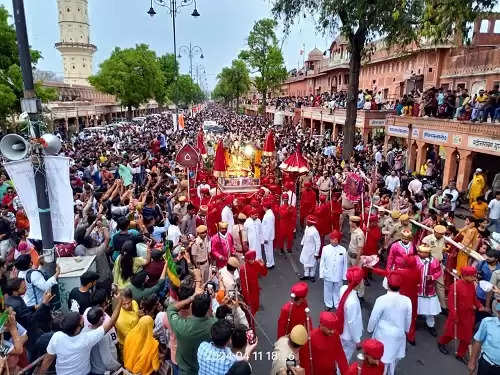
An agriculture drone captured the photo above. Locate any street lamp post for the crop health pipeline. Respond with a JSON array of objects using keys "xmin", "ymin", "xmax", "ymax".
[
  {"xmin": 178, "ymin": 42, "xmax": 204, "ymax": 80},
  {"xmin": 147, "ymin": 0, "xmax": 200, "ymax": 126}
]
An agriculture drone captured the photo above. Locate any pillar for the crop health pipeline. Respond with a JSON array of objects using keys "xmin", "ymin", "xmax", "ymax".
[
  {"xmin": 441, "ymin": 146, "xmax": 458, "ymax": 188},
  {"xmin": 320, "ymin": 111, "xmax": 324, "ymax": 135},
  {"xmin": 415, "ymin": 141, "xmax": 427, "ymax": 173},
  {"xmin": 456, "ymin": 149, "xmax": 474, "ymax": 191},
  {"xmin": 361, "ymin": 126, "xmax": 370, "ymax": 144},
  {"xmin": 333, "ymin": 122, "xmax": 340, "ymax": 140},
  {"xmin": 64, "ymin": 116, "xmax": 68, "ymax": 133},
  {"xmin": 85, "ymin": 115, "xmax": 89, "ymax": 127},
  {"xmin": 383, "ymin": 135, "xmax": 389, "ymax": 155}
]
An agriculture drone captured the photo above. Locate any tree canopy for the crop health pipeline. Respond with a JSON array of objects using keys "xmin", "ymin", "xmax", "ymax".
[
  {"xmin": 272, "ymin": 0, "xmax": 496, "ymax": 158},
  {"xmin": 239, "ymin": 18, "xmax": 287, "ymax": 110},
  {"xmin": 212, "ymin": 59, "xmax": 251, "ymax": 111},
  {"xmin": 0, "ymin": 5, "xmax": 57, "ymax": 130}
]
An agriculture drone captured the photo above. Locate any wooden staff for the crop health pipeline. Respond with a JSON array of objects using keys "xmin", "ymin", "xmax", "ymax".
[
  {"xmin": 373, "ymin": 204, "xmax": 484, "ymax": 262},
  {"xmin": 305, "ymin": 307, "xmax": 314, "ymax": 375},
  {"xmin": 285, "ymin": 292, "xmax": 295, "ymax": 334}
]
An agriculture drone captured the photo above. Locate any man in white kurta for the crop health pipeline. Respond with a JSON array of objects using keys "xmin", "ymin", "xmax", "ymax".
[
  {"xmin": 244, "ymin": 210, "xmax": 263, "ymax": 261},
  {"xmin": 319, "ymin": 230, "xmax": 348, "ymax": 309},
  {"xmin": 221, "ymin": 201, "xmax": 235, "ymax": 233},
  {"xmin": 367, "ymin": 273, "xmax": 412, "ymax": 375},
  {"xmin": 261, "ymin": 205, "xmax": 275, "ymax": 268},
  {"xmin": 339, "ymin": 283, "xmax": 363, "ymax": 361},
  {"xmin": 299, "ymin": 217, "xmax": 321, "ymax": 281}
]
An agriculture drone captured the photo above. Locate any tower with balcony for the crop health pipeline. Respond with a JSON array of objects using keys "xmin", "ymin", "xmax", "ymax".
[{"xmin": 55, "ymin": 0, "xmax": 96, "ymax": 86}]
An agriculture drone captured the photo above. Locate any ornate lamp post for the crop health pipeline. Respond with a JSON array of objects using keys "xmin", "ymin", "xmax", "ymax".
[{"xmin": 178, "ymin": 42, "xmax": 204, "ymax": 80}]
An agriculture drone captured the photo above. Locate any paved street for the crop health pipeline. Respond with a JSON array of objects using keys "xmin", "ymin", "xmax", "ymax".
[{"xmin": 250, "ymin": 222, "xmax": 468, "ymax": 375}]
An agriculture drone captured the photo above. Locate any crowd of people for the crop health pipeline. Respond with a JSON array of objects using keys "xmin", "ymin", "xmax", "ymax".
[
  {"xmin": 0, "ymin": 102, "xmax": 498, "ymax": 375},
  {"xmin": 265, "ymin": 84, "xmax": 500, "ymax": 123}
]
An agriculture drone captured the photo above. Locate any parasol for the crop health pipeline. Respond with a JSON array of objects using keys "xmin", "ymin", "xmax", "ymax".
[
  {"xmin": 279, "ymin": 147, "xmax": 309, "ymax": 174},
  {"xmin": 196, "ymin": 129, "xmax": 207, "ymax": 156},
  {"xmin": 213, "ymin": 139, "xmax": 227, "ymax": 177},
  {"xmin": 262, "ymin": 130, "xmax": 276, "ymax": 156}
]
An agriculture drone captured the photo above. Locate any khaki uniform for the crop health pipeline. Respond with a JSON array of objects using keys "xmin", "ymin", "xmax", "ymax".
[
  {"xmin": 348, "ymin": 227, "xmax": 366, "ymax": 297},
  {"xmin": 317, "ymin": 176, "xmax": 333, "ymax": 196},
  {"xmin": 191, "ymin": 236, "xmax": 210, "ymax": 282},
  {"xmin": 385, "ymin": 221, "xmax": 402, "ymax": 246},
  {"xmin": 271, "ymin": 336, "xmax": 301, "ymax": 375},
  {"xmin": 422, "ymin": 233, "xmax": 446, "ymax": 308},
  {"xmin": 231, "ymin": 223, "xmax": 248, "ymax": 257}
]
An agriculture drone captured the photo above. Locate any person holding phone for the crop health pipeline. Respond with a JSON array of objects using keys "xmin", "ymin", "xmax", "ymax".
[{"xmin": 271, "ymin": 324, "xmax": 307, "ymax": 375}]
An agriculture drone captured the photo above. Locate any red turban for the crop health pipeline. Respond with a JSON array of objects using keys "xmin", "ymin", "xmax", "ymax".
[
  {"xmin": 329, "ymin": 230, "xmax": 342, "ymax": 241},
  {"xmin": 362, "ymin": 339, "xmax": 384, "ymax": 360},
  {"xmin": 319, "ymin": 194, "xmax": 327, "ymax": 202},
  {"xmin": 281, "ymin": 192, "xmax": 289, "ymax": 200},
  {"xmin": 319, "ymin": 311, "xmax": 339, "ymax": 330},
  {"xmin": 387, "ymin": 271, "xmax": 402, "ymax": 288},
  {"xmin": 461, "ymin": 266, "xmax": 476, "ymax": 277},
  {"xmin": 245, "ymin": 250, "xmax": 257, "ymax": 261},
  {"xmin": 403, "ymin": 255, "xmax": 417, "ymax": 269},
  {"xmin": 346, "ymin": 266, "xmax": 364, "ymax": 284},
  {"xmin": 304, "ymin": 181, "xmax": 312, "ymax": 188},
  {"xmin": 290, "ymin": 282, "xmax": 308, "ymax": 298}
]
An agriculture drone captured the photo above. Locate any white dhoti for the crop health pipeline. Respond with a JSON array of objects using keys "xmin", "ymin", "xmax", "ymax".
[
  {"xmin": 323, "ymin": 280, "xmax": 342, "ymax": 308},
  {"xmin": 383, "ymin": 359, "xmax": 399, "ymax": 375},
  {"xmin": 255, "ymin": 244, "xmax": 263, "ymax": 262},
  {"xmin": 341, "ymin": 338, "xmax": 357, "ymax": 362},
  {"xmin": 263, "ymin": 241, "xmax": 274, "ymax": 267},
  {"xmin": 417, "ymin": 295, "xmax": 441, "ymax": 327}
]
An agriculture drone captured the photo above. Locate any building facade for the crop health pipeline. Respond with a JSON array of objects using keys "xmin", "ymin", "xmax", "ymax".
[
  {"xmin": 56, "ymin": 0, "xmax": 96, "ymax": 86},
  {"xmin": 281, "ymin": 14, "xmax": 500, "ymax": 100}
]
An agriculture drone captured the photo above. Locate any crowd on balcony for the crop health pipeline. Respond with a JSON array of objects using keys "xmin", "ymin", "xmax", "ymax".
[{"xmin": 265, "ymin": 84, "xmax": 500, "ymax": 123}]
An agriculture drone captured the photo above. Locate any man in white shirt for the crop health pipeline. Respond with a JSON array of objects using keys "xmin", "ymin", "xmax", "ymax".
[
  {"xmin": 442, "ymin": 181, "xmax": 459, "ymax": 211},
  {"xmin": 39, "ymin": 298, "xmax": 123, "ymax": 375},
  {"xmin": 367, "ymin": 273, "xmax": 412, "ymax": 375},
  {"xmin": 221, "ymin": 196, "xmax": 235, "ymax": 233},
  {"xmin": 299, "ymin": 216, "xmax": 321, "ymax": 281},
  {"xmin": 408, "ymin": 177, "xmax": 423, "ymax": 197},
  {"xmin": 340, "ymin": 268, "xmax": 364, "ymax": 361},
  {"xmin": 385, "ymin": 170, "xmax": 400, "ymax": 193},
  {"xmin": 244, "ymin": 209, "xmax": 263, "ymax": 261},
  {"xmin": 375, "ymin": 149, "xmax": 383, "ymax": 164},
  {"xmin": 488, "ymin": 190, "xmax": 500, "ymax": 233},
  {"xmin": 319, "ymin": 230, "xmax": 348, "ymax": 310},
  {"xmin": 261, "ymin": 202, "xmax": 276, "ymax": 269}
]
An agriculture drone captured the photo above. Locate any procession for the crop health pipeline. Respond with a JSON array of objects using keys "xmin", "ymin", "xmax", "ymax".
[{"xmin": 0, "ymin": 0, "xmax": 499, "ymax": 374}]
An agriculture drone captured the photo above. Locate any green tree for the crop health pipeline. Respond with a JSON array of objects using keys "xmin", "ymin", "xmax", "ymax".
[
  {"xmin": 89, "ymin": 44, "xmax": 163, "ymax": 119},
  {"xmin": 167, "ymin": 74, "xmax": 204, "ymax": 106},
  {"xmin": 155, "ymin": 53, "xmax": 179, "ymax": 106},
  {"xmin": 213, "ymin": 59, "xmax": 251, "ymax": 111},
  {"xmin": 272, "ymin": 0, "xmax": 495, "ymax": 159},
  {"xmin": 0, "ymin": 5, "xmax": 56, "ymax": 130},
  {"xmin": 239, "ymin": 18, "xmax": 287, "ymax": 112}
]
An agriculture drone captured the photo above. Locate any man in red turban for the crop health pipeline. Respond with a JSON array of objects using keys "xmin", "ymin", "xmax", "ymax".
[
  {"xmin": 277, "ymin": 193, "xmax": 297, "ymax": 254},
  {"xmin": 239, "ymin": 250, "xmax": 268, "ymax": 315},
  {"xmin": 348, "ymin": 339, "xmax": 385, "ymax": 375},
  {"xmin": 438, "ymin": 266, "xmax": 484, "ymax": 364},
  {"xmin": 314, "ymin": 194, "xmax": 331, "ymax": 246},
  {"xmin": 310, "ymin": 311, "xmax": 349, "ymax": 375},
  {"xmin": 277, "ymin": 282, "xmax": 313, "ymax": 375},
  {"xmin": 299, "ymin": 181, "xmax": 316, "ymax": 227}
]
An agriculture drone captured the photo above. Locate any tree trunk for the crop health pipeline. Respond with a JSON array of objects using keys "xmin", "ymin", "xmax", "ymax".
[
  {"xmin": 260, "ymin": 90, "xmax": 267, "ymax": 114},
  {"xmin": 236, "ymin": 96, "xmax": 240, "ymax": 113},
  {"xmin": 127, "ymin": 105, "xmax": 133, "ymax": 121},
  {"xmin": 343, "ymin": 31, "xmax": 366, "ymax": 160}
]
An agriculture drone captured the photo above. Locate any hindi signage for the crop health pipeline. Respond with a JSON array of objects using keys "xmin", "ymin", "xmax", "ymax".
[
  {"xmin": 369, "ymin": 119, "xmax": 386, "ymax": 127},
  {"xmin": 387, "ymin": 125, "xmax": 419, "ymax": 138},
  {"xmin": 422, "ymin": 129, "xmax": 449, "ymax": 143},
  {"xmin": 467, "ymin": 136, "xmax": 500, "ymax": 155}
]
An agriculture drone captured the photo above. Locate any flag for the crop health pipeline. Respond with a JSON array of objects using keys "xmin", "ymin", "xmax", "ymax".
[
  {"xmin": 179, "ymin": 114, "xmax": 185, "ymax": 129},
  {"xmin": 163, "ymin": 242, "xmax": 180, "ymax": 287}
]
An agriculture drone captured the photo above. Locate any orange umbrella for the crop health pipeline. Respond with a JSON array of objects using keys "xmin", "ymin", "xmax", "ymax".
[
  {"xmin": 262, "ymin": 130, "xmax": 275, "ymax": 156},
  {"xmin": 213, "ymin": 139, "xmax": 227, "ymax": 177}
]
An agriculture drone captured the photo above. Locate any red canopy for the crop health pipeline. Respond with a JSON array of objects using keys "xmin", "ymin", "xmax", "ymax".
[
  {"xmin": 279, "ymin": 147, "xmax": 309, "ymax": 174},
  {"xmin": 262, "ymin": 130, "xmax": 275, "ymax": 156},
  {"xmin": 196, "ymin": 130, "xmax": 207, "ymax": 156},
  {"xmin": 213, "ymin": 139, "xmax": 227, "ymax": 177}
]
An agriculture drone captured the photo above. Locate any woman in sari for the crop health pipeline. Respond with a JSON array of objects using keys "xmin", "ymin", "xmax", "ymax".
[
  {"xmin": 468, "ymin": 168, "xmax": 485, "ymax": 206},
  {"xmin": 123, "ymin": 315, "xmax": 160, "ymax": 375},
  {"xmin": 456, "ymin": 217, "xmax": 479, "ymax": 274}
]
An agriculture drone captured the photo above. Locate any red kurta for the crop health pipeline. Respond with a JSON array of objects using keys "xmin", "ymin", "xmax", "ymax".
[
  {"xmin": 442, "ymin": 279, "xmax": 481, "ymax": 342},
  {"xmin": 240, "ymin": 260, "xmax": 268, "ymax": 315},
  {"xmin": 348, "ymin": 362, "xmax": 385, "ymax": 375},
  {"xmin": 363, "ymin": 226, "xmax": 382, "ymax": 256},
  {"xmin": 330, "ymin": 199, "xmax": 342, "ymax": 231},
  {"xmin": 299, "ymin": 188, "xmax": 317, "ymax": 225},
  {"xmin": 277, "ymin": 301, "xmax": 313, "ymax": 375},
  {"xmin": 310, "ymin": 328, "xmax": 349, "ymax": 375},
  {"xmin": 277, "ymin": 204, "xmax": 296, "ymax": 249}
]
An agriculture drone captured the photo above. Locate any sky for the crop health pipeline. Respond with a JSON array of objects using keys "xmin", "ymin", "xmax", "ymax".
[{"xmin": 0, "ymin": 0, "xmax": 331, "ymax": 91}]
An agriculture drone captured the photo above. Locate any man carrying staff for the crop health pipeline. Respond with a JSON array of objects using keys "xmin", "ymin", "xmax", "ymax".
[
  {"xmin": 191, "ymin": 225, "xmax": 211, "ymax": 282},
  {"xmin": 348, "ymin": 216, "xmax": 366, "ymax": 299},
  {"xmin": 231, "ymin": 212, "xmax": 249, "ymax": 261}
]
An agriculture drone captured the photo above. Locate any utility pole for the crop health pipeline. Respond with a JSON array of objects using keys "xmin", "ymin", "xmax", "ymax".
[{"xmin": 12, "ymin": 0, "xmax": 56, "ymax": 274}]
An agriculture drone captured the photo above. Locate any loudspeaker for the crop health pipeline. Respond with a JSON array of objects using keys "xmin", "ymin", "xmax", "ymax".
[
  {"xmin": 0, "ymin": 134, "xmax": 30, "ymax": 161},
  {"xmin": 41, "ymin": 133, "xmax": 62, "ymax": 155}
]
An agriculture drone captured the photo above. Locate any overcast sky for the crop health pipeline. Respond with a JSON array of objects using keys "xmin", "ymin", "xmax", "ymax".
[{"xmin": 0, "ymin": 0, "xmax": 331, "ymax": 91}]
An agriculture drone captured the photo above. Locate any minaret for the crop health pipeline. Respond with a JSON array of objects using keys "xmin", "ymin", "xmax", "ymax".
[{"xmin": 55, "ymin": 0, "xmax": 96, "ymax": 86}]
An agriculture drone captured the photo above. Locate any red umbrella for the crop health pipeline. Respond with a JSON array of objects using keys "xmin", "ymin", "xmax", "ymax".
[
  {"xmin": 279, "ymin": 147, "xmax": 309, "ymax": 174},
  {"xmin": 262, "ymin": 130, "xmax": 275, "ymax": 156},
  {"xmin": 213, "ymin": 139, "xmax": 227, "ymax": 177},
  {"xmin": 196, "ymin": 130, "xmax": 207, "ymax": 156}
]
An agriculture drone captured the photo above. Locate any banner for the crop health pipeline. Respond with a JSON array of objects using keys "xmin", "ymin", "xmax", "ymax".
[{"xmin": 4, "ymin": 156, "xmax": 74, "ymax": 243}]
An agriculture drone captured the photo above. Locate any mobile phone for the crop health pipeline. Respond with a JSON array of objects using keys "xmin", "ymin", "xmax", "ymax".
[
  {"xmin": 286, "ymin": 357, "xmax": 296, "ymax": 375},
  {"xmin": 246, "ymin": 329, "xmax": 256, "ymax": 345},
  {"xmin": 228, "ymin": 290, "xmax": 236, "ymax": 300}
]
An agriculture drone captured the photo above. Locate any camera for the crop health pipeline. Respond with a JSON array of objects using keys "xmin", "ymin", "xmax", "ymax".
[
  {"xmin": 246, "ymin": 329, "xmax": 256, "ymax": 345},
  {"xmin": 285, "ymin": 357, "xmax": 296, "ymax": 375}
]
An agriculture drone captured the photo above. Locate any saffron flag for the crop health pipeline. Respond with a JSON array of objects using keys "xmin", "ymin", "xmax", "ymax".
[{"xmin": 163, "ymin": 242, "xmax": 180, "ymax": 287}]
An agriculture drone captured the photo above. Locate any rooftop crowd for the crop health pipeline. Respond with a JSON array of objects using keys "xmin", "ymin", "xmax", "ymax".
[
  {"xmin": 0, "ymin": 103, "xmax": 498, "ymax": 375},
  {"xmin": 264, "ymin": 84, "xmax": 500, "ymax": 123}
]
